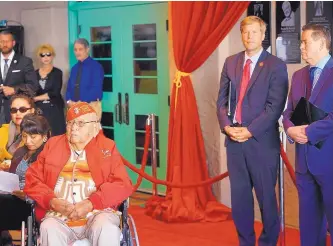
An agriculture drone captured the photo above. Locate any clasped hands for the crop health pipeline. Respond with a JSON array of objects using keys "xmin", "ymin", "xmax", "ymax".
[
  {"xmin": 224, "ymin": 126, "xmax": 252, "ymax": 142},
  {"xmin": 287, "ymin": 125, "xmax": 308, "ymax": 144},
  {"xmin": 50, "ymin": 198, "xmax": 93, "ymax": 221}
]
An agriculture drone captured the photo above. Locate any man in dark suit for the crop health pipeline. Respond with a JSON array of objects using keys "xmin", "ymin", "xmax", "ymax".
[
  {"xmin": 216, "ymin": 16, "xmax": 288, "ymax": 246},
  {"xmin": 0, "ymin": 30, "xmax": 38, "ymax": 125},
  {"xmin": 283, "ymin": 24, "xmax": 333, "ymax": 246}
]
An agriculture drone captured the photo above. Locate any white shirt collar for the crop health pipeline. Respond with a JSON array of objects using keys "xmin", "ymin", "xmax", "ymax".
[
  {"xmin": 244, "ymin": 48, "xmax": 263, "ymax": 66},
  {"xmin": 1, "ymin": 50, "xmax": 15, "ymax": 62}
]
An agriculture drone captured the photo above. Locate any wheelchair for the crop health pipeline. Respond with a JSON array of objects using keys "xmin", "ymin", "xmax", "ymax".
[{"xmin": 19, "ymin": 199, "xmax": 140, "ymax": 246}]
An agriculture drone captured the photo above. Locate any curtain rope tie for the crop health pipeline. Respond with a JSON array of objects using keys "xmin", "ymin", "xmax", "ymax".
[{"xmin": 173, "ymin": 70, "xmax": 190, "ymax": 107}]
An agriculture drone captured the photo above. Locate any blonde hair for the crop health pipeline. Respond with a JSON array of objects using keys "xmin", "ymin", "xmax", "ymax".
[
  {"xmin": 36, "ymin": 44, "xmax": 56, "ymax": 57},
  {"xmin": 240, "ymin": 16, "xmax": 266, "ymax": 34}
]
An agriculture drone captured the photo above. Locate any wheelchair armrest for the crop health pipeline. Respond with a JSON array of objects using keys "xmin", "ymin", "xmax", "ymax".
[
  {"xmin": 119, "ymin": 199, "xmax": 129, "ymax": 221},
  {"xmin": 25, "ymin": 199, "xmax": 36, "ymax": 206}
]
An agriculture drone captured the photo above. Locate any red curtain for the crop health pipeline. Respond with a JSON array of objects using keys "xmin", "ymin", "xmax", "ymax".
[{"xmin": 146, "ymin": 1, "xmax": 250, "ymax": 222}]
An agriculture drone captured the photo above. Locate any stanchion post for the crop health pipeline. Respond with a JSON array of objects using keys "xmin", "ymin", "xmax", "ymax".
[
  {"xmin": 150, "ymin": 114, "xmax": 158, "ymax": 196},
  {"xmin": 279, "ymin": 129, "xmax": 286, "ymax": 246}
]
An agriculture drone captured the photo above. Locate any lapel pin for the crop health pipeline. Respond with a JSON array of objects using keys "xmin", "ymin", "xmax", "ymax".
[
  {"xmin": 259, "ymin": 62, "xmax": 264, "ymax": 67},
  {"xmin": 13, "ymin": 60, "xmax": 17, "ymax": 64}
]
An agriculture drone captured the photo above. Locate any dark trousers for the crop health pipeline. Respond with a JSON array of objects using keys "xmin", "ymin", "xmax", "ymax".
[
  {"xmin": 297, "ymin": 170, "xmax": 333, "ymax": 246},
  {"xmin": 227, "ymin": 138, "xmax": 280, "ymax": 246},
  {"xmin": 0, "ymin": 194, "xmax": 31, "ymax": 231}
]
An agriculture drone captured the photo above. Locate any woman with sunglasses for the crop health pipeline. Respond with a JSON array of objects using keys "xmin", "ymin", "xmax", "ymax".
[
  {"xmin": 34, "ymin": 44, "xmax": 66, "ymax": 136},
  {"xmin": 0, "ymin": 114, "xmax": 51, "ymax": 246},
  {"xmin": 0, "ymin": 89, "xmax": 36, "ymax": 166}
]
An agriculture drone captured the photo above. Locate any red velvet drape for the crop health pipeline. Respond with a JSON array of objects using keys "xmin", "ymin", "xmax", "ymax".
[{"xmin": 146, "ymin": 1, "xmax": 250, "ymax": 222}]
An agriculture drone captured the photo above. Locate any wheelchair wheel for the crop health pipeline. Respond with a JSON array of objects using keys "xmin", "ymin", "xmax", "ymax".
[
  {"xmin": 128, "ymin": 215, "xmax": 139, "ymax": 246},
  {"xmin": 27, "ymin": 216, "xmax": 33, "ymax": 246}
]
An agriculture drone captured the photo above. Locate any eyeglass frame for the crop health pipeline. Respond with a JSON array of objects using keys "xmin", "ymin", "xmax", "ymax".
[{"xmin": 66, "ymin": 120, "xmax": 98, "ymax": 128}]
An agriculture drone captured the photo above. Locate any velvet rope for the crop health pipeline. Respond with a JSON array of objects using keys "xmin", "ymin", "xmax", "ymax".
[
  {"xmin": 128, "ymin": 129, "xmax": 296, "ymax": 189},
  {"xmin": 124, "ymin": 156, "xmax": 229, "ymax": 188},
  {"xmin": 132, "ymin": 124, "xmax": 151, "ymax": 190},
  {"xmin": 280, "ymin": 142, "xmax": 297, "ymax": 186}
]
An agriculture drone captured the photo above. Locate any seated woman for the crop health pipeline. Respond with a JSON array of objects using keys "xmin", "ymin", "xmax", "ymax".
[
  {"xmin": 0, "ymin": 114, "xmax": 51, "ymax": 245},
  {"xmin": 0, "ymin": 90, "xmax": 37, "ymax": 166}
]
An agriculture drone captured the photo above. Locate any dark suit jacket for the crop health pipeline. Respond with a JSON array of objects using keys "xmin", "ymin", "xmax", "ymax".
[
  {"xmin": 283, "ymin": 57, "xmax": 333, "ymax": 174},
  {"xmin": 217, "ymin": 50, "xmax": 289, "ymax": 151},
  {"xmin": 0, "ymin": 53, "xmax": 38, "ymax": 122}
]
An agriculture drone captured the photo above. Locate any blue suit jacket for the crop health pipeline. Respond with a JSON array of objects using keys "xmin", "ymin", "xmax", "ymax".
[
  {"xmin": 283, "ymin": 57, "xmax": 333, "ymax": 174},
  {"xmin": 217, "ymin": 50, "xmax": 289, "ymax": 151}
]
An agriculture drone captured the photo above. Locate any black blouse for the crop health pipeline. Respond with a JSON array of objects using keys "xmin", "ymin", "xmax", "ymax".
[{"xmin": 35, "ymin": 67, "xmax": 64, "ymax": 108}]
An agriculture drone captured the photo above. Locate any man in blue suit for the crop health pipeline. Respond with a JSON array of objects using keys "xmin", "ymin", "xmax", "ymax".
[
  {"xmin": 217, "ymin": 16, "xmax": 289, "ymax": 246},
  {"xmin": 283, "ymin": 23, "xmax": 333, "ymax": 246}
]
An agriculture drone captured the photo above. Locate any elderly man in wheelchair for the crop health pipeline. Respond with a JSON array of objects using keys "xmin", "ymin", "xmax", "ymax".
[{"xmin": 24, "ymin": 102, "xmax": 133, "ymax": 246}]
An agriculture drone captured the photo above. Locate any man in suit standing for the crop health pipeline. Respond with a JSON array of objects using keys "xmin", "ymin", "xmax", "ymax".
[
  {"xmin": 283, "ymin": 24, "xmax": 333, "ymax": 246},
  {"xmin": 66, "ymin": 38, "xmax": 104, "ymax": 120},
  {"xmin": 0, "ymin": 30, "xmax": 38, "ymax": 125},
  {"xmin": 216, "ymin": 16, "xmax": 288, "ymax": 246}
]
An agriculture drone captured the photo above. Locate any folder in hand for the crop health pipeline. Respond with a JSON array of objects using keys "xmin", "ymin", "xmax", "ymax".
[{"xmin": 290, "ymin": 97, "xmax": 328, "ymax": 149}]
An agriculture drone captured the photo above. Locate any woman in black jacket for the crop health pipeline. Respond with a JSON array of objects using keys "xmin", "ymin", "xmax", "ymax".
[{"xmin": 34, "ymin": 44, "xmax": 66, "ymax": 136}]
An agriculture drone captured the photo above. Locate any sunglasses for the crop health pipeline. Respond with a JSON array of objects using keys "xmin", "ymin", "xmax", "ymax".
[
  {"xmin": 39, "ymin": 53, "xmax": 52, "ymax": 58},
  {"xmin": 10, "ymin": 107, "xmax": 32, "ymax": 114}
]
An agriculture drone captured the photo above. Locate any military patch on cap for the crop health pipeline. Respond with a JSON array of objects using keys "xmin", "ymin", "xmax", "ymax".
[{"xmin": 67, "ymin": 102, "xmax": 96, "ymax": 121}]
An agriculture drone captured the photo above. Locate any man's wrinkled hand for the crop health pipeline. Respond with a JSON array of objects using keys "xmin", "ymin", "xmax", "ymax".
[
  {"xmin": 224, "ymin": 126, "xmax": 242, "ymax": 141},
  {"xmin": 1, "ymin": 86, "xmax": 15, "ymax": 96},
  {"xmin": 50, "ymin": 198, "xmax": 75, "ymax": 217},
  {"xmin": 226, "ymin": 127, "xmax": 252, "ymax": 142},
  {"xmin": 287, "ymin": 125, "xmax": 308, "ymax": 144},
  {"xmin": 12, "ymin": 190, "xmax": 26, "ymax": 200},
  {"xmin": 68, "ymin": 199, "xmax": 93, "ymax": 221}
]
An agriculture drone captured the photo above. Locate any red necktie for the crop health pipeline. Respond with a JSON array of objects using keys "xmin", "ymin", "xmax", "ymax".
[{"xmin": 235, "ymin": 59, "xmax": 252, "ymax": 123}]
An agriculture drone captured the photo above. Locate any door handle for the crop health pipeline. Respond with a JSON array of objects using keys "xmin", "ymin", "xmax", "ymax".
[
  {"xmin": 122, "ymin": 93, "xmax": 129, "ymax": 125},
  {"xmin": 115, "ymin": 92, "xmax": 122, "ymax": 124}
]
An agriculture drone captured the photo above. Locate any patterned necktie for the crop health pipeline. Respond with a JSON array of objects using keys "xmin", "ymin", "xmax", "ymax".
[
  {"xmin": 236, "ymin": 59, "xmax": 252, "ymax": 123},
  {"xmin": 3, "ymin": 59, "xmax": 9, "ymax": 80},
  {"xmin": 309, "ymin": 66, "xmax": 318, "ymax": 89}
]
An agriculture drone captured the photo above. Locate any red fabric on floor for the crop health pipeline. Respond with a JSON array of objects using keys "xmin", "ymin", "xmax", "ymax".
[{"xmin": 130, "ymin": 206, "xmax": 315, "ymax": 246}]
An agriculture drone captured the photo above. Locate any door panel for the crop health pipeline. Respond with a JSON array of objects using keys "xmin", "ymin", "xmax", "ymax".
[
  {"xmin": 121, "ymin": 3, "xmax": 168, "ymax": 193},
  {"xmin": 77, "ymin": 3, "xmax": 168, "ymax": 194},
  {"xmin": 78, "ymin": 8, "xmax": 124, "ymax": 145}
]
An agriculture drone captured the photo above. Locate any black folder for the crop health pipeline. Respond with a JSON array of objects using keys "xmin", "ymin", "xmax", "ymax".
[{"xmin": 290, "ymin": 97, "xmax": 328, "ymax": 149}]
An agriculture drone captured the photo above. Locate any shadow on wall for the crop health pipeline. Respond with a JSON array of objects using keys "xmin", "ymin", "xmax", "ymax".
[{"xmin": 192, "ymin": 48, "xmax": 224, "ymax": 201}]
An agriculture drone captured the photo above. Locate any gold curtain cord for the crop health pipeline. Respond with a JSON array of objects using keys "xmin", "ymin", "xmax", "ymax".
[{"xmin": 173, "ymin": 70, "xmax": 190, "ymax": 108}]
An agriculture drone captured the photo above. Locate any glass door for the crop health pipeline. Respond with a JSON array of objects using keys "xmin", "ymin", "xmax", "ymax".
[
  {"xmin": 120, "ymin": 3, "xmax": 169, "ymax": 193},
  {"xmin": 78, "ymin": 7, "xmax": 124, "ymax": 144},
  {"xmin": 77, "ymin": 3, "xmax": 169, "ymax": 194}
]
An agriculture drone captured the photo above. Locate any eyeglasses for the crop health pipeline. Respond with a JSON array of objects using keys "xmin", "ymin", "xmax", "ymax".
[
  {"xmin": 10, "ymin": 107, "xmax": 32, "ymax": 114},
  {"xmin": 66, "ymin": 120, "xmax": 97, "ymax": 128},
  {"xmin": 39, "ymin": 53, "xmax": 52, "ymax": 58}
]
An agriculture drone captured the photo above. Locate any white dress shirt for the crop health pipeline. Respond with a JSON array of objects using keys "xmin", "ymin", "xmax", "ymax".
[
  {"xmin": 1, "ymin": 50, "xmax": 15, "ymax": 80},
  {"xmin": 243, "ymin": 48, "xmax": 263, "ymax": 77}
]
